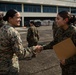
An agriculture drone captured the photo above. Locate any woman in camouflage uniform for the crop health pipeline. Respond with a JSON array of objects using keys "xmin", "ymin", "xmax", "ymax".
[
  {"xmin": 0, "ymin": 9, "xmax": 40, "ymax": 75},
  {"xmin": 40, "ymin": 11, "xmax": 76, "ymax": 75}
]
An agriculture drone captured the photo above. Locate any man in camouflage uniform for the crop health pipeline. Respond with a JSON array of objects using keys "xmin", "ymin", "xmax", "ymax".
[
  {"xmin": 26, "ymin": 21, "xmax": 39, "ymax": 47},
  {"xmin": 26, "ymin": 21, "xmax": 39, "ymax": 58}
]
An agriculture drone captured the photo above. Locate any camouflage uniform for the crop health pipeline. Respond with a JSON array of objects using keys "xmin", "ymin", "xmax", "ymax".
[
  {"xmin": 27, "ymin": 25, "xmax": 39, "ymax": 47},
  {"xmin": 0, "ymin": 20, "xmax": 5, "ymax": 27},
  {"xmin": 0, "ymin": 23, "xmax": 35, "ymax": 75},
  {"xmin": 43, "ymin": 25, "xmax": 76, "ymax": 75}
]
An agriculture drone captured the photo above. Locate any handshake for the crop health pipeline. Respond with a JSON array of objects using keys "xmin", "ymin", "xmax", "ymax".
[{"xmin": 34, "ymin": 45, "xmax": 43, "ymax": 53}]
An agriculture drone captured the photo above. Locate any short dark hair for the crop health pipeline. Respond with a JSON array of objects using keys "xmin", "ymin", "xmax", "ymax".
[{"xmin": 30, "ymin": 21, "xmax": 35, "ymax": 25}]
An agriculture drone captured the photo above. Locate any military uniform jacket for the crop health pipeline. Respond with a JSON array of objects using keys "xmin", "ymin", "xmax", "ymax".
[
  {"xmin": 27, "ymin": 25, "xmax": 39, "ymax": 43},
  {"xmin": 0, "ymin": 24, "xmax": 35, "ymax": 74},
  {"xmin": 0, "ymin": 20, "xmax": 5, "ymax": 27},
  {"xmin": 43, "ymin": 25, "xmax": 76, "ymax": 66}
]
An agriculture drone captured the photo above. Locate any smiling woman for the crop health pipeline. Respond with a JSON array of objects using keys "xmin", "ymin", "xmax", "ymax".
[
  {"xmin": 3, "ymin": 9, "xmax": 21, "ymax": 27},
  {"xmin": 0, "ymin": 9, "xmax": 41, "ymax": 75},
  {"xmin": 37, "ymin": 11, "xmax": 76, "ymax": 75}
]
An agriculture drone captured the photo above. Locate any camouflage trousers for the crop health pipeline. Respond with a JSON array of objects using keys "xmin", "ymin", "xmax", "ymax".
[
  {"xmin": 0, "ymin": 71, "xmax": 19, "ymax": 75},
  {"xmin": 0, "ymin": 72, "xmax": 19, "ymax": 75},
  {"xmin": 0, "ymin": 68, "xmax": 19, "ymax": 75},
  {"xmin": 60, "ymin": 64, "xmax": 76, "ymax": 75},
  {"xmin": 9, "ymin": 67, "xmax": 19, "ymax": 75}
]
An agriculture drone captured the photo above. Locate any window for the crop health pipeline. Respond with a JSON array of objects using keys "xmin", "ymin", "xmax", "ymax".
[
  {"xmin": 58, "ymin": 6, "xmax": 70, "ymax": 12},
  {"xmin": 24, "ymin": 4, "xmax": 41, "ymax": 12},
  {"xmin": 0, "ymin": 3, "xmax": 6, "ymax": 11},
  {"xmin": 71, "ymin": 7, "xmax": 76, "ymax": 14},
  {"xmin": 43, "ymin": 5, "xmax": 57, "ymax": 13},
  {"xmin": 0, "ymin": 3, "xmax": 22, "ymax": 12}
]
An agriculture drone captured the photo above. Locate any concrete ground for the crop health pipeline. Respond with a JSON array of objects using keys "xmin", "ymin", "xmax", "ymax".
[{"xmin": 16, "ymin": 25, "xmax": 62, "ymax": 75}]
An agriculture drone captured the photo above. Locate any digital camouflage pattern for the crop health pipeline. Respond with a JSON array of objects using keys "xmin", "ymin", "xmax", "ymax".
[
  {"xmin": 27, "ymin": 25, "xmax": 39, "ymax": 47},
  {"xmin": 0, "ymin": 23, "xmax": 35, "ymax": 75},
  {"xmin": 0, "ymin": 20, "xmax": 5, "ymax": 27},
  {"xmin": 43, "ymin": 25, "xmax": 76, "ymax": 75}
]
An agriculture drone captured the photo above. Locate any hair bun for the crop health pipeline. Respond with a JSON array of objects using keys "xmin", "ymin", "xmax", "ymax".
[{"xmin": 3, "ymin": 16, "xmax": 7, "ymax": 21}]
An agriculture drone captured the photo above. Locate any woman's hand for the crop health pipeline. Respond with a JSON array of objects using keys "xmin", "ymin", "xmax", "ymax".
[
  {"xmin": 34, "ymin": 45, "xmax": 43, "ymax": 53},
  {"xmin": 60, "ymin": 59, "xmax": 65, "ymax": 65}
]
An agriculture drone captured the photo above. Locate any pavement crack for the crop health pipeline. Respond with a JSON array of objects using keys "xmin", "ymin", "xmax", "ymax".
[{"xmin": 30, "ymin": 64, "xmax": 59, "ymax": 75}]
